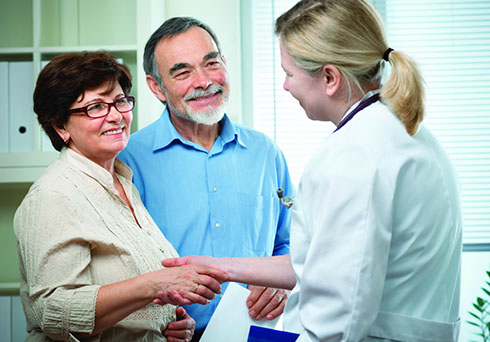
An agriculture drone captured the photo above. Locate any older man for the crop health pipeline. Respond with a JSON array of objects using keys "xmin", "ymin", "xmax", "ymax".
[{"xmin": 118, "ymin": 17, "xmax": 294, "ymax": 340}]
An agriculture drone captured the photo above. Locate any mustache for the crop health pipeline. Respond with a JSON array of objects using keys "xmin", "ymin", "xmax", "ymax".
[{"xmin": 184, "ymin": 85, "xmax": 224, "ymax": 101}]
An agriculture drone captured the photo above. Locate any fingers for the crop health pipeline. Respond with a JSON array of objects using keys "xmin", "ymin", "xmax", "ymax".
[
  {"xmin": 247, "ymin": 285, "xmax": 266, "ymax": 308},
  {"xmin": 196, "ymin": 274, "xmax": 223, "ymax": 294},
  {"xmin": 162, "ymin": 257, "xmax": 190, "ymax": 268},
  {"xmin": 164, "ymin": 307, "xmax": 195, "ymax": 342},
  {"xmin": 248, "ymin": 287, "xmax": 289, "ymax": 321},
  {"xmin": 195, "ymin": 265, "xmax": 230, "ymax": 284}
]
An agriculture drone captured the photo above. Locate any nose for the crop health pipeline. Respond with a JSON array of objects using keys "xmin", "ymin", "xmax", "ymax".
[
  {"xmin": 106, "ymin": 105, "xmax": 123, "ymax": 122},
  {"xmin": 194, "ymin": 69, "xmax": 212, "ymax": 89},
  {"xmin": 283, "ymin": 77, "xmax": 289, "ymax": 92}
]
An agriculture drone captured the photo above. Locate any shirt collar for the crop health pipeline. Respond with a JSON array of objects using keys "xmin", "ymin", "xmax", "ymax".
[
  {"xmin": 339, "ymin": 89, "xmax": 380, "ymax": 123},
  {"xmin": 60, "ymin": 147, "xmax": 133, "ymax": 190},
  {"xmin": 152, "ymin": 107, "xmax": 247, "ymax": 151}
]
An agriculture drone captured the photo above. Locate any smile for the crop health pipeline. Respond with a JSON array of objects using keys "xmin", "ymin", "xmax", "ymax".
[{"xmin": 102, "ymin": 127, "xmax": 124, "ymax": 135}]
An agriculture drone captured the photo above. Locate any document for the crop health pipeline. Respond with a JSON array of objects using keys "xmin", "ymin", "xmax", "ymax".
[{"xmin": 200, "ymin": 282, "xmax": 281, "ymax": 342}]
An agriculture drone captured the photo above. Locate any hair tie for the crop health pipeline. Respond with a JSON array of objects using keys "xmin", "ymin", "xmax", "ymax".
[{"xmin": 383, "ymin": 48, "xmax": 394, "ymax": 62}]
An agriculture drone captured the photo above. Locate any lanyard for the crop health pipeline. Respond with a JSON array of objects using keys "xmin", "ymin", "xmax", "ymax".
[{"xmin": 333, "ymin": 93, "xmax": 380, "ymax": 133}]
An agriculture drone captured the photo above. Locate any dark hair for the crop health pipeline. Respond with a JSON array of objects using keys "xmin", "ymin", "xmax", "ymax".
[
  {"xmin": 33, "ymin": 51, "xmax": 132, "ymax": 151},
  {"xmin": 143, "ymin": 16, "xmax": 222, "ymax": 89}
]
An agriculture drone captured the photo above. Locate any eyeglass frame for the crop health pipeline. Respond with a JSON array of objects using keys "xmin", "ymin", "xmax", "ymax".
[{"xmin": 67, "ymin": 96, "xmax": 136, "ymax": 118}]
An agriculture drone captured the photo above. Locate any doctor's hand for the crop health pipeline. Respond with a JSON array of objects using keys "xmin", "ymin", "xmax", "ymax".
[
  {"xmin": 163, "ymin": 306, "xmax": 195, "ymax": 342},
  {"xmin": 162, "ymin": 255, "xmax": 226, "ymax": 275},
  {"xmin": 247, "ymin": 285, "xmax": 289, "ymax": 321}
]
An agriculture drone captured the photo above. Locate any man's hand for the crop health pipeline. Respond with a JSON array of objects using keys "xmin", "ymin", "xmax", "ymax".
[
  {"xmin": 163, "ymin": 307, "xmax": 195, "ymax": 342},
  {"xmin": 247, "ymin": 285, "xmax": 289, "ymax": 320}
]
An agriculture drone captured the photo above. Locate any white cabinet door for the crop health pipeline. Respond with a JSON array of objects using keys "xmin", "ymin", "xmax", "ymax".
[
  {"xmin": 0, "ymin": 296, "xmax": 12, "ymax": 342},
  {"xmin": 11, "ymin": 296, "xmax": 28, "ymax": 342}
]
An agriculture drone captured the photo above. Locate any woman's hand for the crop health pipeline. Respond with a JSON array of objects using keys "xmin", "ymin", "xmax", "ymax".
[
  {"xmin": 150, "ymin": 264, "xmax": 229, "ymax": 306},
  {"xmin": 163, "ymin": 306, "xmax": 195, "ymax": 342}
]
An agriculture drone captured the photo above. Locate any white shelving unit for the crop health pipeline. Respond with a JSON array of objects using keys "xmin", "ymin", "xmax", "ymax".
[{"xmin": 0, "ymin": 0, "xmax": 165, "ymax": 183}]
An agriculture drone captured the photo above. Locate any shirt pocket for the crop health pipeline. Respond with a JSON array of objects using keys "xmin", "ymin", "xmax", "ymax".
[{"xmin": 233, "ymin": 192, "xmax": 279, "ymax": 255}]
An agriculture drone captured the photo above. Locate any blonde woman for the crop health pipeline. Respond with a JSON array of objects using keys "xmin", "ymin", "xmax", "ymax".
[{"xmin": 163, "ymin": 0, "xmax": 462, "ymax": 341}]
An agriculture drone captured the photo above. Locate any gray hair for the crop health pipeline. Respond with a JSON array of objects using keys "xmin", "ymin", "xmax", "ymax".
[{"xmin": 143, "ymin": 16, "xmax": 222, "ymax": 90}]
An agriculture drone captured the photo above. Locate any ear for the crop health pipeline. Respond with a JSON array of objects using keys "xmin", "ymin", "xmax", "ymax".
[
  {"xmin": 322, "ymin": 65, "xmax": 342, "ymax": 96},
  {"xmin": 146, "ymin": 75, "xmax": 167, "ymax": 103},
  {"xmin": 53, "ymin": 124, "xmax": 69, "ymax": 143}
]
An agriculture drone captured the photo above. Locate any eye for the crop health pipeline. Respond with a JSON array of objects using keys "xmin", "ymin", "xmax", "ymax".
[
  {"xmin": 207, "ymin": 61, "xmax": 220, "ymax": 68},
  {"xmin": 87, "ymin": 103, "xmax": 106, "ymax": 112},
  {"xmin": 116, "ymin": 97, "xmax": 129, "ymax": 105},
  {"xmin": 175, "ymin": 70, "xmax": 190, "ymax": 79}
]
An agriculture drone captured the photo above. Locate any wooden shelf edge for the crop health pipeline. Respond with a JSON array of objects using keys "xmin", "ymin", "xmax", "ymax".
[{"xmin": 0, "ymin": 282, "xmax": 20, "ymax": 296}]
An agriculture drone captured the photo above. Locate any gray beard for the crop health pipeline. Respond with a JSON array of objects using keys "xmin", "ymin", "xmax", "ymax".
[{"xmin": 165, "ymin": 86, "xmax": 228, "ymax": 125}]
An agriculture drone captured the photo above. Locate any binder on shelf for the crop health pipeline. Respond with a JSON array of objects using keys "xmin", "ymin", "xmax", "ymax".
[
  {"xmin": 8, "ymin": 61, "xmax": 35, "ymax": 152},
  {"xmin": 40, "ymin": 60, "xmax": 56, "ymax": 152},
  {"xmin": 0, "ymin": 62, "xmax": 8, "ymax": 152}
]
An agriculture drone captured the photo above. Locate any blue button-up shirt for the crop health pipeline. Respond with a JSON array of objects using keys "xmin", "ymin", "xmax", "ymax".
[{"xmin": 118, "ymin": 109, "xmax": 294, "ymax": 331}]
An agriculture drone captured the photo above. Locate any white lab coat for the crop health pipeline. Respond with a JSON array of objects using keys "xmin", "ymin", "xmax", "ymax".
[{"xmin": 284, "ymin": 93, "xmax": 462, "ymax": 342}]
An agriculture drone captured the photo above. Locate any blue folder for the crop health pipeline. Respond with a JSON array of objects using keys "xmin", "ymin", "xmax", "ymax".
[{"xmin": 247, "ymin": 325, "xmax": 300, "ymax": 342}]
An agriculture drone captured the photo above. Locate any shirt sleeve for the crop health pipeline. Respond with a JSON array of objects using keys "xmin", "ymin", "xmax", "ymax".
[
  {"xmin": 14, "ymin": 188, "xmax": 100, "ymax": 341},
  {"xmin": 296, "ymin": 147, "xmax": 394, "ymax": 342},
  {"xmin": 272, "ymin": 148, "xmax": 295, "ymax": 256}
]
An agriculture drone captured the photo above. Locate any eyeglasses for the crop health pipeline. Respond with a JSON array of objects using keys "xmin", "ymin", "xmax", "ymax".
[{"xmin": 67, "ymin": 96, "xmax": 135, "ymax": 118}]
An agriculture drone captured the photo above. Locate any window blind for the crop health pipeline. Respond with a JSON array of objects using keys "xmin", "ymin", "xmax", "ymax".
[{"xmin": 246, "ymin": 0, "xmax": 490, "ymax": 246}]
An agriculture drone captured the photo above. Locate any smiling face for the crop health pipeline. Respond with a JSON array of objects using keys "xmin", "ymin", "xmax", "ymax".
[
  {"xmin": 55, "ymin": 82, "xmax": 132, "ymax": 168},
  {"xmin": 280, "ymin": 41, "xmax": 329, "ymax": 121},
  {"xmin": 153, "ymin": 26, "xmax": 230, "ymax": 125}
]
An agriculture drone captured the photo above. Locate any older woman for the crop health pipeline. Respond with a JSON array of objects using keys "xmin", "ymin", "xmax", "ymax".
[{"xmin": 14, "ymin": 51, "xmax": 228, "ymax": 342}]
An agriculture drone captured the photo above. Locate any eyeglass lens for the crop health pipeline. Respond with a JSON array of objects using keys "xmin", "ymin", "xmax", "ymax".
[{"xmin": 87, "ymin": 98, "xmax": 134, "ymax": 117}]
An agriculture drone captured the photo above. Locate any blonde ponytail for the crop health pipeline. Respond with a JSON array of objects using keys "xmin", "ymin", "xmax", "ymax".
[
  {"xmin": 381, "ymin": 50, "xmax": 425, "ymax": 135},
  {"xmin": 276, "ymin": 0, "xmax": 426, "ymax": 136}
]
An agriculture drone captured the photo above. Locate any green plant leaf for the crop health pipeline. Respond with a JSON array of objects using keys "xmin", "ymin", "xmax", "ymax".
[
  {"xmin": 474, "ymin": 303, "xmax": 484, "ymax": 312},
  {"xmin": 483, "ymin": 288, "xmax": 490, "ymax": 297},
  {"xmin": 466, "ymin": 321, "xmax": 480, "ymax": 327},
  {"xmin": 469, "ymin": 312, "xmax": 481, "ymax": 320}
]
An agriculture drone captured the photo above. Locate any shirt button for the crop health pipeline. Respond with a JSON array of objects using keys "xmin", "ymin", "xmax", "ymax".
[
  {"xmin": 146, "ymin": 231, "xmax": 151, "ymax": 235},
  {"xmin": 213, "ymin": 187, "xmax": 217, "ymax": 192},
  {"xmin": 160, "ymin": 248, "xmax": 165, "ymax": 253},
  {"xmin": 209, "ymin": 154, "xmax": 213, "ymax": 158},
  {"xmin": 215, "ymin": 223, "xmax": 220, "ymax": 228}
]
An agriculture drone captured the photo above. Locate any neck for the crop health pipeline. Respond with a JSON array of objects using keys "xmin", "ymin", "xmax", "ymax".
[
  {"xmin": 332, "ymin": 83, "xmax": 380, "ymax": 126},
  {"xmin": 169, "ymin": 112, "xmax": 220, "ymax": 151}
]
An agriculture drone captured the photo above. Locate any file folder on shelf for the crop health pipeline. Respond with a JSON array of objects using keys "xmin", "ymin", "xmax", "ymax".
[
  {"xmin": 0, "ymin": 62, "xmax": 8, "ymax": 152},
  {"xmin": 8, "ymin": 61, "xmax": 35, "ymax": 152},
  {"xmin": 40, "ymin": 60, "xmax": 56, "ymax": 152}
]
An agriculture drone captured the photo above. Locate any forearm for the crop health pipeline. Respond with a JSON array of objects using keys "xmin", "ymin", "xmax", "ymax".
[
  {"xmin": 80, "ymin": 273, "xmax": 156, "ymax": 336},
  {"xmin": 220, "ymin": 255, "xmax": 295, "ymax": 290}
]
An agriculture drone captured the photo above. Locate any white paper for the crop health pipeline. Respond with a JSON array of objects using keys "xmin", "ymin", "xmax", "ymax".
[{"xmin": 200, "ymin": 282, "xmax": 281, "ymax": 342}]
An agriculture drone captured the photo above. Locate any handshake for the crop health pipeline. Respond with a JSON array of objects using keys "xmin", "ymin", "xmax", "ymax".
[
  {"xmin": 150, "ymin": 255, "xmax": 230, "ymax": 307},
  {"xmin": 152, "ymin": 254, "xmax": 292, "ymax": 320}
]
